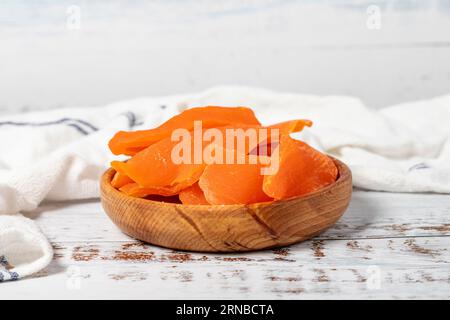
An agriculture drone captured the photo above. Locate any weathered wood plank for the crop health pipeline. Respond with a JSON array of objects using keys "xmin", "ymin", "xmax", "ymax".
[
  {"xmin": 5, "ymin": 191, "xmax": 448, "ymax": 299},
  {"xmin": 2, "ymin": 236, "xmax": 449, "ymax": 299},
  {"xmin": 23, "ymin": 191, "xmax": 450, "ymax": 242}
]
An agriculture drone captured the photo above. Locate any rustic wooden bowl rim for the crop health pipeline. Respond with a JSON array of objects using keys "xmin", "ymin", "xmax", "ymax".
[
  {"xmin": 101, "ymin": 156, "xmax": 349, "ymax": 208},
  {"xmin": 101, "ymin": 156, "xmax": 352, "ymax": 252}
]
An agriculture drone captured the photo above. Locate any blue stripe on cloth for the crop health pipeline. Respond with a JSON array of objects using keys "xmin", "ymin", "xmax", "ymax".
[
  {"xmin": 0, "ymin": 271, "xmax": 19, "ymax": 282},
  {"xmin": 0, "ymin": 255, "xmax": 19, "ymax": 282},
  {"xmin": 66, "ymin": 123, "xmax": 90, "ymax": 135},
  {"xmin": 0, "ymin": 118, "xmax": 99, "ymax": 135},
  {"xmin": 122, "ymin": 111, "xmax": 142, "ymax": 128}
]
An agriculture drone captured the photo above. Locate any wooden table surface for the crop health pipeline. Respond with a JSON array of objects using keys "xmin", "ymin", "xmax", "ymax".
[{"xmin": 2, "ymin": 190, "xmax": 449, "ymax": 299}]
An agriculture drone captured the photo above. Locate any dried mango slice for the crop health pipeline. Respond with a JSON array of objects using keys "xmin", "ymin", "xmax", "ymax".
[
  {"xmin": 269, "ymin": 119, "xmax": 313, "ymax": 133},
  {"xmin": 249, "ymin": 119, "xmax": 313, "ymax": 156},
  {"xmin": 119, "ymin": 182, "xmax": 154, "ymax": 197},
  {"xmin": 179, "ymin": 183, "xmax": 209, "ymax": 205},
  {"xmin": 109, "ymin": 106, "xmax": 261, "ymax": 156},
  {"xmin": 111, "ymin": 132, "xmax": 206, "ymax": 196},
  {"xmin": 119, "ymin": 182, "xmax": 179, "ymax": 197},
  {"xmin": 108, "ymin": 108, "xmax": 319, "ymax": 204},
  {"xmin": 199, "ymin": 156, "xmax": 273, "ymax": 205},
  {"xmin": 208, "ymin": 119, "xmax": 312, "ymax": 157},
  {"xmin": 263, "ymin": 135, "xmax": 338, "ymax": 200},
  {"xmin": 111, "ymin": 171, "xmax": 134, "ymax": 189}
]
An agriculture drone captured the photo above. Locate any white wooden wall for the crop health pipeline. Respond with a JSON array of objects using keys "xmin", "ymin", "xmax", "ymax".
[{"xmin": 1, "ymin": 0, "xmax": 450, "ymax": 113}]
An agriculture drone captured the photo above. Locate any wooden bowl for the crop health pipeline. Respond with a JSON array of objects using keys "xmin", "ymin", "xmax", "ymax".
[{"xmin": 100, "ymin": 157, "xmax": 352, "ymax": 252}]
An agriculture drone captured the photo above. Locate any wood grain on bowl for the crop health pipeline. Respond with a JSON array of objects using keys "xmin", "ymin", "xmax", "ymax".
[{"xmin": 100, "ymin": 157, "xmax": 352, "ymax": 252}]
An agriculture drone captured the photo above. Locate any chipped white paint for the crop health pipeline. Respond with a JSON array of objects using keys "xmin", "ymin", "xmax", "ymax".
[{"xmin": 1, "ymin": 190, "xmax": 449, "ymax": 299}]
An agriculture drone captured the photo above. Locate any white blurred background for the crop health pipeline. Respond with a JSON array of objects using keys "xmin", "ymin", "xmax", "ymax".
[{"xmin": 1, "ymin": 0, "xmax": 450, "ymax": 113}]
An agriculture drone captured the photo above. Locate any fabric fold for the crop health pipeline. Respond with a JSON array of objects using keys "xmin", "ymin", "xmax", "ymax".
[{"xmin": 0, "ymin": 215, "xmax": 52, "ymax": 281}]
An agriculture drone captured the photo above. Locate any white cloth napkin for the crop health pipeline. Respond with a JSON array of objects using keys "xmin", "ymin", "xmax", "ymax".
[{"xmin": 1, "ymin": 86, "xmax": 449, "ymax": 281}]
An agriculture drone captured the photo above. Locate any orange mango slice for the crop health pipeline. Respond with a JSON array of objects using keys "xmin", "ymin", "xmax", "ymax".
[
  {"xmin": 110, "ymin": 119, "xmax": 312, "ymax": 197},
  {"xmin": 119, "ymin": 182, "xmax": 181, "ymax": 198},
  {"xmin": 248, "ymin": 119, "xmax": 313, "ymax": 156},
  {"xmin": 111, "ymin": 134, "xmax": 206, "ymax": 196},
  {"xmin": 199, "ymin": 156, "xmax": 273, "ymax": 205},
  {"xmin": 269, "ymin": 119, "xmax": 313, "ymax": 133},
  {"xmin": 111, "ymin": 171, "xmax": 134, "ymax": 189},
  {"xmin": 106, "ymin": 104, "xmax": 336, "ymax": 205},
  {"xmin": 206, "ymin": 119, "xmax": 312, "ymax": 157},
  {"xmin": 179, "ymin": 183, "xmax": 209, "ymax": 205},
  {"xmin": 263, "ymin": 135, "xmax": 338, "ymax": 200},
  {"xmin": 109, "ymin": 106, "xmax": 261, "ymax": 156},
  {"xmin": 111, "ymin": 131, "xmax": 209, "ymax": 197}
]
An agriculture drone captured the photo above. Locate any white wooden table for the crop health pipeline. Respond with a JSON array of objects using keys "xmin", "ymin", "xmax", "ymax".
[{"xmin": 2, "ymin": 190, "xmax": 449, "ymax": 299}]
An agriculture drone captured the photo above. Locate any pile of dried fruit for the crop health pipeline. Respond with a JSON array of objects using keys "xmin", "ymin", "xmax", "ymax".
[{"xmin": 108, "ymin": 106, "xmax": 337, "ymax": 205}]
